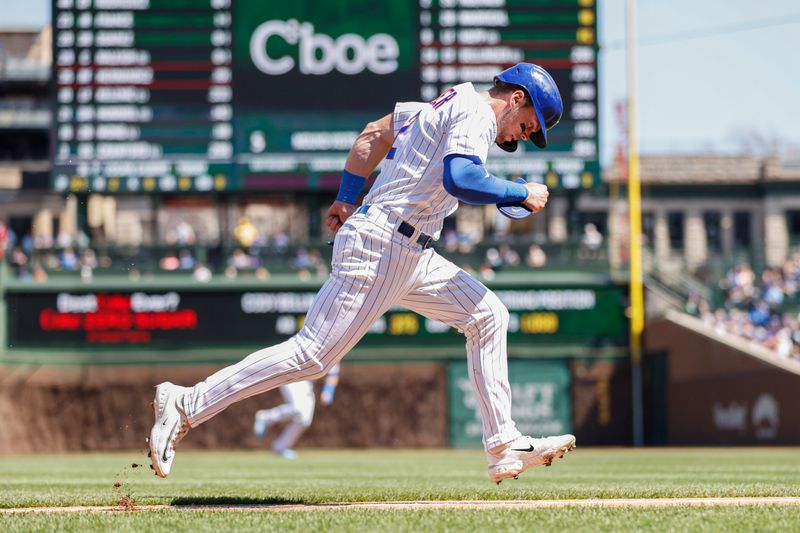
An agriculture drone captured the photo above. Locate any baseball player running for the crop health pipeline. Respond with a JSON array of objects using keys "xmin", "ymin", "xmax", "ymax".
[
  {"xmin": 149, "ymin": 62, "xmax": 575, "ymax": 484},
  {"xmin": 252, "ymin": 364, "xmax": 340, "ymax": 459}
]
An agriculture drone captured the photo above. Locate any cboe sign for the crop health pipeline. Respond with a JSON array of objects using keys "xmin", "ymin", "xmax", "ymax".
[{"xmin": 250, "ymin": 20, "xmax": 400, "ymax": 75}]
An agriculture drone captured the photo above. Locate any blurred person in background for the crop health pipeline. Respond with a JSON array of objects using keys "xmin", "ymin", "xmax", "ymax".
[
  {"xmin": 79, "ymin": 248, "xmax": 97, "ymax": 282},
  {"xmin": 33, "ymin": 232, "xmax": 53, "ymax": 250},
  {"xmin": 10, "ymin": 246, "xmax": 29, "ymax": 280},
  {"xmin": 178, "ymin": 249, "xmax": 196, "ymax": 270},
  {"xmin": 229, "ymin": 248, "xmax": 253, "ymax": 271},
  {"xmin": 457, "ymin": 232, "xmax": 476, "ymax": 254},
  {"xmin": 166, "ymin": 220, "xmax": 197, "ymax": 247},
  {"xmin": 192, "ymin": 262, "xmax": 212, "ymax": 283},
  {"xmin": 443, "ymin": 229, "xmax": 458, "ymax": 253},
  {"xmin": 56, "ymin": 229, "xmax": 72, "ymax": 249},
  {"xmin": 498, "ymin": 244, "xmax": 520, "ymax": 268},
  {"xmin": 224, "ymin": 265, "xmax": 238, "ymax": 279},
  {"xmin": 485, "ymin": 247, "xmax": 503, "ymax": 271},
  {"xmin": 579, "ymin": 223, "xmax": 603, "ymax": 259},
  {"xmin": 292, "ymin": 248, "xmax": 314, "ymax": 271},
  {"xmin": 271, "ymin": 231, "xmax": 289, "ymax": 254},
  {"xmin": 526, "ymin": 243, "xmax": 547, "ymax": 268},
  {"xmin": 479, "ymin": 261, "xmax": 497, "ymax": 280},
  {"xmin": 31, "ymin": 263, "xmax": 48, "ymax": 284},
  {"xmin": 253, "ymin": 364, "xmax": 340, "ymax": 460},
  {"xmin": 60, "ymin": 246, "xmax": 78, "ymax": 271},
  {"xmin": 159, "ymin": 253, "xmax": 180, "ymax": 271},
  {"xmin": 234, "ymin": 216, "xmax": 258, "ymax": 248},
  {"xmin": 20, "ymin": 234, "xmax": 34, "ymax": 256},
  {"xmin": 684, "ymin": 291, "xmax": 704, "ymax": 317},
  {"xmin": 310, "ymin": 249, "xmax": 328, "ymax": 277}
]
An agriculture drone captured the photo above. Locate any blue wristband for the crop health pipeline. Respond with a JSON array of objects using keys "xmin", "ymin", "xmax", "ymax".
[{"xmin": 336, "ymin": 170, "xmax": 366, "ymax": 204}]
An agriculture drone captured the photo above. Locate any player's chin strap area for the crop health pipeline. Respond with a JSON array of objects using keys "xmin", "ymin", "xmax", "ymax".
[
  {"xmin": 355, "ymin": 204, "xmax": 434, "ymax": 249},
  {"xmin": 496, "ymin": 140, "xmax": 518, "ymax": 152}
]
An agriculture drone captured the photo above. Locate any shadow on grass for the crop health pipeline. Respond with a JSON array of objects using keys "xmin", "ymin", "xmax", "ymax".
[{"xmin": 171, "ymin": 496, "xmax": 306, "ymax": 507}]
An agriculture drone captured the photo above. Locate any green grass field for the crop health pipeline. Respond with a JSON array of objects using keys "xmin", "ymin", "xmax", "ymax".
[{"xmin": 1, "ymin": 448, "xmax": 800, "ymax": 532}]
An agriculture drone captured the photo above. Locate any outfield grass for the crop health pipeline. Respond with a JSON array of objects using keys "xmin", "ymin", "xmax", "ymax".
[{"xmin": 1, "ymin": 448, "xmax": 799, "ymax": 532}]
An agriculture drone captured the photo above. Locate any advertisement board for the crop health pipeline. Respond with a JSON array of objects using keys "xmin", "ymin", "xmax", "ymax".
[
  {"xmin": 447, "ymin": 358, "xmax": 572, "ymax": 448},
  {"xmin": 6, "ymin": 285, "xmax": 626, "ymax": 348}
]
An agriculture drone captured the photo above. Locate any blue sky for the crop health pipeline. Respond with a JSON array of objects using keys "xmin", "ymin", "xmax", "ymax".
[
  {"xmin": 3, "ymin": 0, "xmax": 799, "ymax": 164},
  {"xmin": 600, "ymin": 0, "xmax": 800, "ymax": 162}
]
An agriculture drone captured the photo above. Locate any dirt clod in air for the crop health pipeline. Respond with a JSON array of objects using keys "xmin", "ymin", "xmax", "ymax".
[{"xmin": 112, "ymin": 463, "xmax": 142, "ymax": 511}]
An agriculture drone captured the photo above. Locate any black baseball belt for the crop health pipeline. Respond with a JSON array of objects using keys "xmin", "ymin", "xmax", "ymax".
[{"xmin": 356, "ymin": 204, "xmax": 434, "ymax": 249}]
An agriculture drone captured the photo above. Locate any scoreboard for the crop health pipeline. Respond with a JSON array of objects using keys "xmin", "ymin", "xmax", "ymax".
[
  {"xmin": 7, "ymin": 286, "xmax": 626, "ymax": 348},
  {"xmin": 52, "ymin": 0, "xmax": 236, "ymax": 193},
  {"xmin": 51, "ymin": 0, "xmax": 598, "ymax": 194}
]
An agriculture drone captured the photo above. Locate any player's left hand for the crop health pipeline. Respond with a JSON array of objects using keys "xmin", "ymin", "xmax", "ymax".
[
  {"xmin": 521, "ymin": 182, "xmax": 549, "ymax": 213},
  {"xmin": 497, "ymin": 179, "xmax": 547, "ymax": 219},
  {"xmin": 325, "ymin": 201, "xmax": 356, "ymax": 234}
]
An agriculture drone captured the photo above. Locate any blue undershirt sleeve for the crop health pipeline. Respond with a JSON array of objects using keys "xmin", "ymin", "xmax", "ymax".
[{"xmin": 442, "ymin": 154, "xmax": 529, "ymax": 205}]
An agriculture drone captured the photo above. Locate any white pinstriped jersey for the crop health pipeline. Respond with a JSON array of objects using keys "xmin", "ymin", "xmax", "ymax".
[{"xmin": 362, "ymin": 82, "xmax": 497, "ymax": 239}]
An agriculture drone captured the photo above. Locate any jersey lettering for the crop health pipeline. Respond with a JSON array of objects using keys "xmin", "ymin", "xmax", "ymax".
[
  {"xmin": 386, "ymin": 87, "xmax": 459, "ymax": 160},
  {"xmin": 430, "ymin": 87, "xmax": 457, "ymax": 110}
]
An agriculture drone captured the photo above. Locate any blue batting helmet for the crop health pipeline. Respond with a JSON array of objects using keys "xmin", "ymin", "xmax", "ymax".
[{"xmin": 494, "ymin": 63, "xmax": 563, "ymax": 151}]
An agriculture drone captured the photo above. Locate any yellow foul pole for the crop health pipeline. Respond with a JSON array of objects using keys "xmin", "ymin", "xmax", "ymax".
[{"xmin": 626, "ymin": 0, "xmax": 645, "ymax": 447}]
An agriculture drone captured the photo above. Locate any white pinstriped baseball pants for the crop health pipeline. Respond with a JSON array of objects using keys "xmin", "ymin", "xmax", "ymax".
[{"xmin": 182, "ymin": 205, "xmax": 522, "ymax": 450}]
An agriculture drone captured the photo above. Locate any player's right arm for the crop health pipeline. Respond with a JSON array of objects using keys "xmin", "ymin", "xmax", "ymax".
[{"xmin": 325, "ymin": 114, "xmax": 394, "ymax": 233}]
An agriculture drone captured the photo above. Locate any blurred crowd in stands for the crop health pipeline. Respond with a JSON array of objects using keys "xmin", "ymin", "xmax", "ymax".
[
  {"xmin": 685, "ymin": 253, "xmax": 800, "ymax": 363},
  {"xmin": 0, "ymin": 212, "xmax": 348, "ymax": 284},
  {"xmin": 1, "ymin": 216, "xmax": 609, "ymax": 284},
  {"xmin": 2, "ymin": 220, "xmax": 102, "ymax": 284},
  {"xmin": 439, "ymin": 222, "xmax": 604, "ymax": 280}
]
